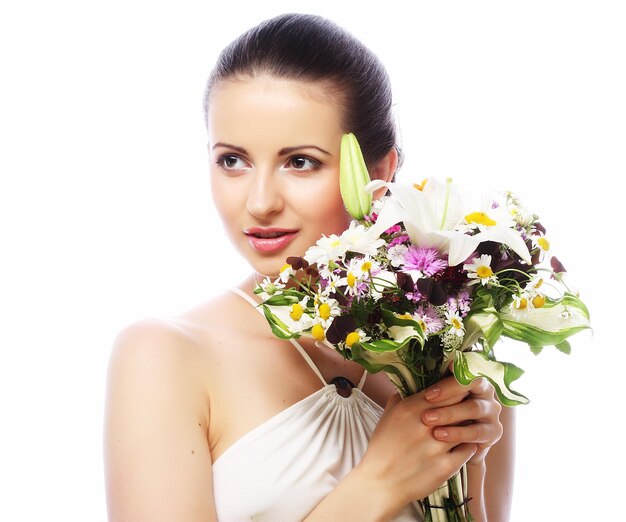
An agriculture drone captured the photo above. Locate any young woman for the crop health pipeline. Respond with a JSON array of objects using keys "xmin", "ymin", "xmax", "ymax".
[{"xmin": 104, "ymin": 13, "xmax": 513, "ymax": 521}]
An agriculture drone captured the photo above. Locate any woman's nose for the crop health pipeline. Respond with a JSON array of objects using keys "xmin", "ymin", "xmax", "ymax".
[{"xmin": 246, "ymin": 169, "xmax": 284, "ymax": 219}]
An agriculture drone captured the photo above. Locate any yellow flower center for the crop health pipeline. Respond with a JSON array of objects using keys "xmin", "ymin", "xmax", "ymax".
[
  {"xmin": 311, "ymin": 323, "xmax": 325, "ymax": 341},
  {"xmin": 515, "ymin": 297, "xmax": 528, "ymax": 310},
  {"xmin": 345, "ymin": 331, "xmax": 361, "ymax": 348},
  {"xmin": 465, "ymin": 211, "xmax": 496, "ymax": 227},
  {"xmin": 318, "ymin": 303, "xmax": 331, "ymax": 320},
  {"xmin": 418, "ymin": 319, "xmax": 427, "ymax": 332},
  {"xmin": 361, "ymin": 261, "xmax": 372, "ymax": 272},
  {"xmin": 533, "ymin": 277, "xmax": 544, "ymax": 289},
  {"xmin": 451, "ymin": 318, "xmax": 462, "ymax": 330},
  {"xmin": 289, "ymin": 303, "xmax": 304, "ymax": 321},
  {"xmin": 538, "ymin": 237, "xmax": 550, "ymax": 251},
  {"xmin": 347, "ymin": 272, "xmax": 357, "ymax": 287},
  {"xmin": 476, "ymin": 265, "xmax": 494, "ymax": 279},
  {"xmin": 331, "ymin": 239, "xmax": 341, "ymax": 247},
  {"xmin": 397, "ymin": 313, "xmax": 413, "ymax": 320},
  {"xmin": 532, "ymin": 295, "xmax": 546, "ymax": 308},
  {"xmin": 413, "ymin": 179, "xmax": 428, "ymax": 191},
  {"xmin": 280, "ymin": 263, "xmax": 292, "ymax": 274}
]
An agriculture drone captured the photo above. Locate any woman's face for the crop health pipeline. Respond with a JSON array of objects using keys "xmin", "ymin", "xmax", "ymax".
[{"xmin": 207, "ymin": 77, "xmax": 352, "ymax": 277}]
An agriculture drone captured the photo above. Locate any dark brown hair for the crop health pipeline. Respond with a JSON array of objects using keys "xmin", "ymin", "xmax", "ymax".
[{"xmin": 203, "ymin": 13, "xmax": 402, "ymax": 170}]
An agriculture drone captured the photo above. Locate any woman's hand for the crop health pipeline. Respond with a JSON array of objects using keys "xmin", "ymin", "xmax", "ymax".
[
  {"xmin": 421, "ymin": 375, "xmax": 503, "ymax": 465},
  {"xmin": 355, "ymin": 386, "xmax": 481, "ymax": 513}
]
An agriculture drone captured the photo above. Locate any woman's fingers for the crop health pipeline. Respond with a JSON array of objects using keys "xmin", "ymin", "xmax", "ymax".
[
  {"xmin": 424, "ymin": 375, "xmax": 493, "ymax": 406},
  {"xmin": 432, "ymin": 419, "xmax": 503, "ymax": 445},
  {"xmin": 421, "ymin": 396, "xmax": 500, "ymax": 427}
]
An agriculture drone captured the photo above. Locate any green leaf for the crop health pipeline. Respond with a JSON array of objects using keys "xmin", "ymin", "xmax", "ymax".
[
  {"xmin": 360, "ymin": 338, "xmax": 407, "ymax": 353},
  {"xmin": 261, "ymin": 304, "xmax": 300, "ymax": 340},
  {"xmin": 529, "ymin": 345, "xmax": 543, "ymax": 355},
  {"xmin": 379, "ymin": 306, "xmax": 426, "ymax": 346},
  {"xmin": 349, "ymin": 343, "xmax": 418, "ymax": 394},
  {"xmin": 555, "ymin": 340, "xmax": 572, "ymax": 354},
  {"xmin": 339, "ymin": 133, "xmax": 372, "ymax": 220},
  {"xmin": 454, "ymin": 351, "xmax": 529, "ymax": 406},
  {"xmin": 502, "ymin": 319, "xmax": 589, "ymax": 348},
  {"xmin": 262, "ymin": 289, "xmax": 306, "ymax": 306}
]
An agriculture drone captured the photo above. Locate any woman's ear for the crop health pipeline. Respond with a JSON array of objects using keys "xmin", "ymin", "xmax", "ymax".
[{"xmin": 369, "ymin": 147, "xmax": 398, "ymax": 201}]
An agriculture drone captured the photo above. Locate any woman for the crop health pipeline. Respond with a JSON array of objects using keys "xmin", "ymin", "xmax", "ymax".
[{"xmin": 104, "ymin": 13, "xmax": 513, "ymax": 521}]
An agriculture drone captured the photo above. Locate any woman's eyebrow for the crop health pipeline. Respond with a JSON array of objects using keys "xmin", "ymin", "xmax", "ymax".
[
  {"xmin": 211, "ymin": 142, "xmax": 247, "ymax": 154},
  {"xmin": 211, "ymin": 142, "xmax": 331, "ymax": 156},
  {"xmin": 279, "ymin": 145, "xmax": 331, "ymax": 156}
]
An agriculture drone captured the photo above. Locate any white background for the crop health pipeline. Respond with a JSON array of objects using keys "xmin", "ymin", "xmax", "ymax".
[{"xmin": 1, "ymin": 1, "xmax": 624, "ymax": 520}]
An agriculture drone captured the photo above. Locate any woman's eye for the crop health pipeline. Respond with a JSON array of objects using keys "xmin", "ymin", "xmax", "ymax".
[
  {"xmin": 216, "ymin": 154, "xmax": 249, "ymax": 171},
  {"xmin": 283, "ymin": 156, "xmax": 321, "ymax": 171}
]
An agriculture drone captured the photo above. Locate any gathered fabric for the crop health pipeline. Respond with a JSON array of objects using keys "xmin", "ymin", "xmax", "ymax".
[{"xmin": 211, "ymin": 289, "xmax": 423, "ymax": 521}]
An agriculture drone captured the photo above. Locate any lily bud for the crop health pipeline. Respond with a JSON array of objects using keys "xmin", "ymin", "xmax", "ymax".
[{"xmin": 340, "ymin": 133, "xmax": 372, "ymax": 220}]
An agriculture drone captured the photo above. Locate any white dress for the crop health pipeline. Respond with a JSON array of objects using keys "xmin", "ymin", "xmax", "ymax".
[{"xmin": 211, "ymin": 289, "xmax": 424, "ymax": 521}]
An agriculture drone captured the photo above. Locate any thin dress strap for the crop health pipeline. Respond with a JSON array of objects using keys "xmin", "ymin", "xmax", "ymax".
[
  {"xmin": 356, "ymin": 368, "xmax": 368, "ymax": 390},
  {"xmin": 229, "ymin": 288, "xmax": 328, "ymax": 387}
]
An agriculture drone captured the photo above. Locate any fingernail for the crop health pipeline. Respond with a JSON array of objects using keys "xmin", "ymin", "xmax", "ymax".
[
  {"xmin": 423, "ymin": 411, "xmax": 440, "ymax": 423},
  {"xmin": 434, "ymin": 428, "xmax": 449, "ymax": 439},
  {"xmin": 425, "ymin": 386, "xmax": 440, "ymax": 400}
]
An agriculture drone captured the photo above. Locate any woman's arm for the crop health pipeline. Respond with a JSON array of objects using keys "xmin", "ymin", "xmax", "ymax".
[
  {"xmin": 103, "ymin": 319, "xmax": 217, "ymax": 522},
  {"xmin": 463, "ymin": 406, "xmax": 515, "ymax": 521}
]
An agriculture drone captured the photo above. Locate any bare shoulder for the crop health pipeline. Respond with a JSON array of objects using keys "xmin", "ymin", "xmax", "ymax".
[
  {"xmin": 108, "ymin": 289, "xmax": 245, "ymax": 371},
  {"xmin": 104, "ymin": 310, "xmax": 229, "ymax": 521}
]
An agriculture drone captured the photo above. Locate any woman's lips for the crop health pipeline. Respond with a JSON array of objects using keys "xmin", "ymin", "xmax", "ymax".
[{"xmin": 244, "ymin": 228, "xmax": 299, "ymax": 254}]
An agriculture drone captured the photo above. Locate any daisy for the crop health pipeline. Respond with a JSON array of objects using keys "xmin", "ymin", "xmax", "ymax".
[
  {"xmin": 286, "ymin": 297, "xmax": 314, "ymax": 332},
  {"xmin": 318, "ymin": 271, "xmax": 341, "ymax": 296},
  {"xmin": 464, "ymin": 254, "xmax": 498, "ymax": 286},
  {"xmin": 337, "ymin": 258, "xmax": 369, "ymax": 296},
  {"xmin": 343, "ymin": 328, "xmax": 369, "ymax": 349},
  {"xmin": 314, "ymin": 296, "xmax": 341, "ymax": 327},
  {"xmin": 532, "ymin": 233, "xmax": 551, "ymax": 261},
  {"xmin": 278, "ymin": 263, "xmax": 295, "ymax": 283},
  {"xmin": 258, "ymin": 277, "xmax": 286, "ymax": 301},
  {"xmin": 445, "ymin": 310, "xmax": 465, "ymax": 338}
]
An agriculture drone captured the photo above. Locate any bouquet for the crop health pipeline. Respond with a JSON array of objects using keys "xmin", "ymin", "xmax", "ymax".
[{"xmin": 254, "ymin": 134, "xmax": 590, "ymax": 521}]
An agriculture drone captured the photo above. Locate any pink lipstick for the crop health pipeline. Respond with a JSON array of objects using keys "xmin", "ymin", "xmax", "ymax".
[{"xmin": 244, "ymin": 227, "xmax": 299, "ymax": 254}]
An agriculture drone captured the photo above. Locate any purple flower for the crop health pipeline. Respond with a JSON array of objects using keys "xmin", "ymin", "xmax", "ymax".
[
  {"xmin": 384, "ymin": 224, "xmax": 402, "ymax": 235},
  {"xmin": 389, "ymin": 234, "xmax": 410, "ymax": 247},
  {"xmin": 447, "ymin": 290, "xmax": 472, "ymax": 318},
  {"xmin": 403, "ymin": 246, "xmax": 447, "ymax": 277},
  {"xmin": 415, "ymin": 305, "xmax": 444, "ymax": 335}
]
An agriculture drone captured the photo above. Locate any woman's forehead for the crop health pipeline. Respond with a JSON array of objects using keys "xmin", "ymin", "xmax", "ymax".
[{"xmin": 207, "ymin": 77, "xmax": 344, "ymax": 153}]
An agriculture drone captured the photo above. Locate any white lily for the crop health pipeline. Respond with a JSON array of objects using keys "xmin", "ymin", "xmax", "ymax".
[{"xmin": 366, "ymin": 177, "xmax": 532, "ymax": 266}]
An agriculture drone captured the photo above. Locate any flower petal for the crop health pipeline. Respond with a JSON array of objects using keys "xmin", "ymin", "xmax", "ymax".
[{"xmin": 340, "ymin": 133, "xmax": 372, "ymax": 220}]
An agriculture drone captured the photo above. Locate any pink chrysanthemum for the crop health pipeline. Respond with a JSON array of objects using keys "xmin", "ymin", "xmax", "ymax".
[{"xmin": 403, "ymin": 246, "xmax": 447, "ymax": 276}]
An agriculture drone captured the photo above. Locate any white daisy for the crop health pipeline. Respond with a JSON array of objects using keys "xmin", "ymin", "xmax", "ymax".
[
  {"xmin": 445, "ymin": 310, "xmax": 465, "ymax": 338},
  {"xmin": 278, "ymin": 263, "xmax": 295, "ymax": 283},
  {"xmin": 258, "ymin": 277, "xmax": 286, "ymax": 301},
  {"xmin": 464, "ymin": 254, "xmax": 498, "ymax": 286}
]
